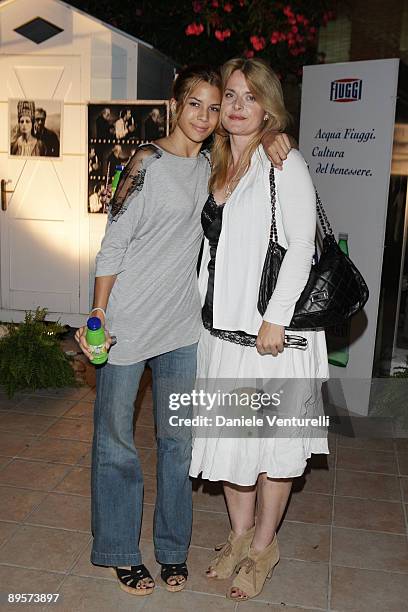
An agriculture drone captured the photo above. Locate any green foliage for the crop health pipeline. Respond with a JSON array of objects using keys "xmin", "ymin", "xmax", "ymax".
[{"xmin": 0, "ymin": 308, "xmax": 76, "ymax": 397}]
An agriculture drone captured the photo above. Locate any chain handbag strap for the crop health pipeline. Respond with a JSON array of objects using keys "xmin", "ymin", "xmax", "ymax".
[{"xmin": 268, "ymin": 166, "xmax": 333, "ymax": 242}]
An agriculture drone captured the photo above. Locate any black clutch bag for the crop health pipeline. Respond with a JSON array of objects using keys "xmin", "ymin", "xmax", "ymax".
[{"xmin": 257, "ymin": 167, "xmax": 369, "ymax": 330}]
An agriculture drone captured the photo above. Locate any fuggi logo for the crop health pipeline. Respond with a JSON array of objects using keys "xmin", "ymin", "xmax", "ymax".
[{"xmin": 330, "ymin": 78, "xmax": 362, "ymax": 102}]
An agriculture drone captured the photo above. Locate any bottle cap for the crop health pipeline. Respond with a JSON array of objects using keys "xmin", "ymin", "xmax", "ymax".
[
  {"xmin": 115, "ymin": 164, "xmax": 125, "ymax": 171},
  {"xmin": 338, "ymin": 232, "xmax": 348, "ymax": 241},
  {"xmin": 87, "ymin": 316, "xmax": 102, "ymax": 331}
]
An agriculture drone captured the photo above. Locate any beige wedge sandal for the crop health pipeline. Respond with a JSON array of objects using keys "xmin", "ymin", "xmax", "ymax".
[
  {"xmin": 206, "ymin": 525, "xmax": 255, "ymax": 580},
  {"xmin": 227, "ymin": 534, "xmax": 280, "ymax": 600}
]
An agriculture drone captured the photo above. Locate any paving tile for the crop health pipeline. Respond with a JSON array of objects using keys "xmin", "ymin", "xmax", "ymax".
[
  {"xmin": 284, "ymin": 491, "xmax": 333, "ymax": 525},
  {"xmin": 331, "ymin": 565, "xmax": 408, "ymax": 612},
  {"xmin": 336, "ymin": 446, "xmax": 397, "ymax": 474},
  {"xmin": 44, "ymin": 418, "xmax": 93, "ymax": 442},
  {"xmin": 55, "ymin": 575, "xmax": 145, "ymax": 612},
  {"xmin": 395, "ymin": 438, "xmax": 408, "ymax": 452},
  {"xmin": 337, "ymin": 436, "xmax": 394, "ymax": 452},
  {"xmin": 398, "ymin": 452, "xmax": 408, "ymax": 475},
  {"xmin": 25, "ymin": 386, "xmax": 91, "ymax": 400},
  {"xmin": 134, "ymin": 426, "xmax": 156, "ymax": 449},
  {"xmin": 82, "ymin": 387, "xmax": 97, "ymax": 402},
  {"xmin": 191, "ymin": 509, "xmax": 231, "ymax": 548},
  {"xmin": 0, "ymin": 565, "xmax": 63, "ymax": 597},
  {"xmin": 0, "ymin": 486, "xmax": 46, "ymax": 521},
  {"xmin": 277, "ymin": 521, "xmax": 330, "ymax": 562},
  {"xmin": 17, "ymin": 437, "xmax": 90, "ymax": 465},
  {"xmin": 140, "ymin": 504, "xmax": 155, "ymax": 541},
  {"xmin": 0, "ymin": 456, "xmax": 11, "ymax": 470},
  {"xmin": 0, "ymin": 393, "xmax": 25, "ymax": 410},
  {"xmin": 254, "ymin": 558, "xmax": 328, "ymax": 608},
  {"xmin": 71, "ymin": 539, "xmax": 160, "ymax": 581},
  {"xmin": 0, "ymin": 432, "xmax": 35, "ymax": 456},
  {"xmin": 10, "ymin": 396, "xmax": 77, "ymax": 417},
  {"xmin": 0, "ymin": 460, "xmax": 71, "ymax": 491},
  {"xmin": 77, "ymin": 448, "xmax": 92, "ymax": 467},
  {"xmin": 192, "ymin": 479, "xmax": 227, "ymax": 513},
  {"xmin": 135, "ymin": 406, "xmax": 155, "ymax": 429},
  {"xmin": 143, "ymin": 473, "xmax": 157, "ymax": 504},
  {"xmin": 333, "ymin": 497, "xmax": 405, "ymax": 534},
  {"xmin": 138, "ymin": 448, "xmax": 157, "ymax": 475},
  {"xmin": 63, "ymin": 401, "xmax": 94, "ymax": 420},
  {"xmin": 335, "ymin": 469, "xmax": 401, "ymax": 501},
  {"xmin": 143, "ymin": 589, "xmax": 236, "ymax": 611},
  {"xmin": 292, "ymin": 463, "xmax": 335, "ymax": 495},
  {"xmin": 55, "ymin": 467, "xmax": 90, "ymax": 496},
  {"xmin": 401, "ymin": 476, "xmax": 408, "ymax": 502},
  {"xmin": 0, "ymin": 525, "xmax": 89, "ymax": 572},
  {"xmin": 0, "ymin": 413, "xmax": 57, "ymax": 436},
  {"xmin": 182, "ymin": 546, "xmax": 236, "ymax": 597},
  {"xmin": 0, "ymin": 520, "xmax": 20, "ymax": 546},
  {"xmin": 26, "ymin": 493, "xmax": 91, "ymax": 532},
  {"xmin": 231, "ymin": 603, "xmax": 321, "ymax": 612},
  {"xmin": 332, "ymin": 526, "xmax": 408, "ymax": 573}
]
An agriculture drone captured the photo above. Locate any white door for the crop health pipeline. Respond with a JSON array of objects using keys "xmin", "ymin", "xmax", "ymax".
[{"xmin": 0, "ymin": 55, "xmax": 82, "ymax": 313}]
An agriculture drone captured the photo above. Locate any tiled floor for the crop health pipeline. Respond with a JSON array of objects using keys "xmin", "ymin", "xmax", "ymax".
[{"xmin": 0, "ymin": 381, "xmax": 407, "ymax": 611}]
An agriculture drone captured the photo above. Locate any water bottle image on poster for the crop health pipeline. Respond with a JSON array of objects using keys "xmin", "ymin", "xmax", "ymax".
[{"xmin": 87, "ymin": 101, "xmax": 169, "ymax": 213}]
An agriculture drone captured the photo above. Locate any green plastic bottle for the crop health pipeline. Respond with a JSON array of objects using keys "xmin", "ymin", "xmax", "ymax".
[
  {"xmin": 86, "ymin": 317, "xmax": 108, "ymax": 365},
  {"xmin": 111, "ymin": 164, "xmax": 124, "ymax": 195},
  {"xmin": 327, "ymin": 233, "xmax": 350, "ymax": 368}
]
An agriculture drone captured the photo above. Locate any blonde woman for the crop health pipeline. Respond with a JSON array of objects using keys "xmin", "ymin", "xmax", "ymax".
[{"xmin": 190, "ymin": 58, "xmax": 329, "ymax": 601}]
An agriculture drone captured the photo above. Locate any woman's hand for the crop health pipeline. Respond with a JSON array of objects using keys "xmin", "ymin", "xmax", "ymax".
[
  {"xmin": 261, "ymin": 132, "xmax": 297, "ymax": 170},
  {"xmin": 74, "ymin": 322, "xmax": 113, "ymax": 361},
  {"xmin": 256, "ymin": 321, "xmax": 285, "ymax": 356}
]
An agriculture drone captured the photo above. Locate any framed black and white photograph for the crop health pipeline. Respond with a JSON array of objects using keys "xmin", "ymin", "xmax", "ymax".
[
  {"xmin": 87, "ymin": 100, "xmax": 169, "ymax": 213},
  {"xmin": 9, "ymin": 99, "xmax": 62, "ymax": 158}
]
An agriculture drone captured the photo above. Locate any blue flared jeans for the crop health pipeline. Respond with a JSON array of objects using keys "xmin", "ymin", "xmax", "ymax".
[{"xmin": 90, "ymin": 343, "xmax": 197, "ymax": 567}]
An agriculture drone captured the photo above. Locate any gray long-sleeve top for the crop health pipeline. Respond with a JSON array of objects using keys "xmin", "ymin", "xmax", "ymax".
[{"xmin": 95, "ymin": 146, "xmax": 210, "ymax": 365}]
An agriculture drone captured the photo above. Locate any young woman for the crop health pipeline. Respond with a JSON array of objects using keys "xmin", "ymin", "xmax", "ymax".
[
  {"xmin": 10, "ymin": 101, "xmax": 46, "ymax": 156},
  {"xmin": 75, "ymin": 63, "xmax": 290, "ymax": 597},
  {"xmin": 189, "ymin": 58, "xmax": 329, "ymax": 601}
]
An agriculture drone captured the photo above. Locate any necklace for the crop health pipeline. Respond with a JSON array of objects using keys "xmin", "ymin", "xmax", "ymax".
[{"xmin": 224, "ymin": 163, "xmax": 245, "ymax": 198}]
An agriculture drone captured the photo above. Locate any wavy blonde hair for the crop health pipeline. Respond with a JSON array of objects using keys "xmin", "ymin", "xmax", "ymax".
[{"xmin": 209, "ymin": 58, "xmax": 290, "ymax": 192}]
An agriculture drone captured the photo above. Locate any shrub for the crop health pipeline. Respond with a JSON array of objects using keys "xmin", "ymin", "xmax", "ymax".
[{"xmin": 0, "ymin": 307, "xmax": 76, "ymax": 397}]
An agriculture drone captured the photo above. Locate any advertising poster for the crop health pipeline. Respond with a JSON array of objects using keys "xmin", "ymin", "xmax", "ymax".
[{"xmin": 299, "ymin": 59, "xmax": 399, "ymax": 415}]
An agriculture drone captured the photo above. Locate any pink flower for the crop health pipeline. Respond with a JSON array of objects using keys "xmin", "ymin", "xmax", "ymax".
[
  {"xmin": 192, "ymin": 0, "xmax": 202, "ymax": 12},
  {"xmin": 245, "ymin": 49, "xmax": 255, "ymax": 58},
  {"xmin": 215, "ymin": 28, "xmax": 231, "ymax": 41},
  {"xmin": 185, "ymin": 22, "xmax": 204, "ymax": 36},
  {"xmin": 250, "ymin": 35, "xmax": 266, "ymax": 51},
  {"xmin": 212, "ymin": 0, "xmax": 219, "ymax": 6},
  {"xmin": 224, "ymin": 2, "xmax": 233, "ymax": 12}
]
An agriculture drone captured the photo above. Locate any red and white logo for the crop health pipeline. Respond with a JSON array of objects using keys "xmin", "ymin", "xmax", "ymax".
[{"xmin": 330, "ymin": 78, "xmax": 362, "ymax": 102}]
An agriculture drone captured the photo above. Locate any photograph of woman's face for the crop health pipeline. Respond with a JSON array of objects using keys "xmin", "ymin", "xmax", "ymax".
[{"xmin": 19, "ymin": 115, "xmax": 32, "ymax": 135}]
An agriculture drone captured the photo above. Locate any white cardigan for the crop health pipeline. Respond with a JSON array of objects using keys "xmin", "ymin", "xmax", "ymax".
[{"xmin": 198, "ymin": 147, "xmax": 317, "ymax": 334}]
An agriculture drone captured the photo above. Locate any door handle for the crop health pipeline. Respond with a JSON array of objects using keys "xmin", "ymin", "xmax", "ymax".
[{"xmin": 1, "ymin": 179, "xmax": 13, "ymax": 211}]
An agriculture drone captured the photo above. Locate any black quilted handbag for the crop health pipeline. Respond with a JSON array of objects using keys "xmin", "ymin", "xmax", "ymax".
[{"xmin": 257, "ymin": 166, "xmax": 369, "ymax": 329}]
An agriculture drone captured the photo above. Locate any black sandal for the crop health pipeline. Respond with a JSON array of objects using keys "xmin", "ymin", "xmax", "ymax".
[
  {"xmin": 112, "ymin": 565, "xmax": 155, "ymax": 596},
  {"xmin": 161, "ymin": 562, "xmax": 188, "ymax": 592}
]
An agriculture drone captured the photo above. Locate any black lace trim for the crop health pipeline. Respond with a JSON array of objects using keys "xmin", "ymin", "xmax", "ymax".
[
  {"xmin": 203, "ymin": 319, "xmax": 257, "ymax": 347},
  {"xmin": 108, "ymin": 146, "xmax": 162, "ymax": 221}
]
